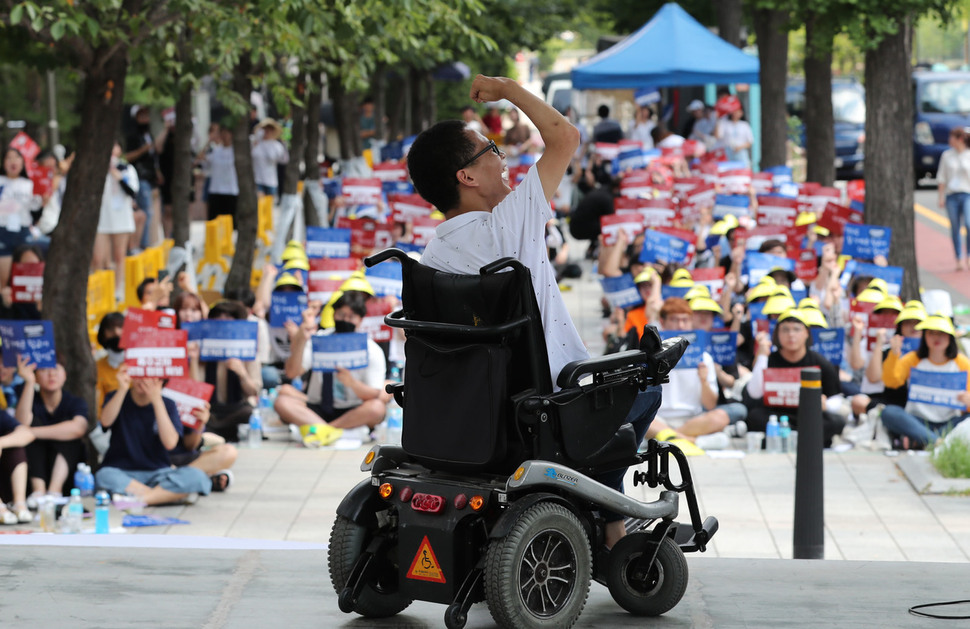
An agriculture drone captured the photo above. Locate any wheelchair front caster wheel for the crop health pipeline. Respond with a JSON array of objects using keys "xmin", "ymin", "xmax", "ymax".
[
  {"xmin": 338, "ymin": 588, "xmax": 355, "ymax": 613},
  {"xmin": 607, "ymin": 534, "xmax": 688, "ymax": 616},
  {"xmin": 444, "ymin": 604, "xmax": 467, "ymax": 629}
]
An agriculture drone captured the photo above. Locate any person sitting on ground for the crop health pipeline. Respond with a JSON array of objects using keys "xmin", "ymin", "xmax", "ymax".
[
  {"xmin": 95, "ymin": 368, "xmax": 211, "ymax": 505},
  {"xmin": 0, "ymin": 244, "xmax": 45, "ymax": 320},
  {"xmin": 275, "ymin": 292, "xmax": 388, "ymax": 445},
  {"xmin": 15, "ymin": 356, "xmax": 87, "ymax": 507},
  {"xmin": 137, "ymin": 275, "xmax": 173, "ymax": 310},
  {"xmin": 643, "ymin": 298, "xmax": 738, "ymax": 453},
  {"xmin": 167, "ymin": 400, "xmax": 237, "ymax": 493},
  {"xmin": 0, "ymin": 403, "xmax": 35, "ymax": 523},
  {"xmin": 95, "ymin": 312, "xmax": 126, "ymax": 417},
  {"xmin": 881, "ymin": 314, "xmax": 970, "ymax": 449},
  {"xmin": 407, "ymin": 74, "xmax": 661, "ymax": 549}
]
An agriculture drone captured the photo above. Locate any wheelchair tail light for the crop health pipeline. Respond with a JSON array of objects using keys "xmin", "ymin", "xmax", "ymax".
[
  {"xmin": 379, "ymin": 483, "xmax": 394, "ymax": 499},
  {"xmin": 469, "ymin": 495, "xmax": 485, "ymax": 511},
  {"xmin": 411, "ymin": 493, "xmax": 445, "ymax": 514},
  {"xmin": 513, "ymin": 467, "xmax": 525, "ymax": 481},
  {"xmin": 363, "ymin": 451, "xmax": 376, "ymax": 466},
  {"xmin": 399, "ymin": 487, "xmax": 413, "ymax": 502},
  {"xmin": 454, "ymin": 494, "xmax": 468, "ymax": 510}
]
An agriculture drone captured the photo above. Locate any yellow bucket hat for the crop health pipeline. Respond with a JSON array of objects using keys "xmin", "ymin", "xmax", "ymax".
[
  {"xmin": 690, "ymin": 297, "xmax": 723, "ymax": 314},
  {"xmin": 915, "ymin": 314, "xmax": 955, "ymax": 337},
  {"xmin": 762, "ymin": 294, "xmax": 797, "ymax": 316}
]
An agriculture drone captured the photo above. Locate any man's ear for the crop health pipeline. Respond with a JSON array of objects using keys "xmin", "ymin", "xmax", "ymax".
[{"xmin": 456, "ymin": 168, "xmax": 478, "ymax": 188}]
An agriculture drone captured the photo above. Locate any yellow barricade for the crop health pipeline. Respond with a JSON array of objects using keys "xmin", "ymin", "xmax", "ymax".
[
  {"xmin": 142, "ymin": 246, "xmax": 164, "ymax": 280},
  {"xmin": 124, "ymin": 253, "xmax": 147, "ymax": 308},
  {"xmin": 257, "ymin": 195, "xmax": 273, "ymax": 245},
  {"xmin": 218, "ymin": 214, "xmax": 235, "ymax": 257},
  {"xmin": 87, "ymin": 270, "xmax": 116, "ymax": 345}
]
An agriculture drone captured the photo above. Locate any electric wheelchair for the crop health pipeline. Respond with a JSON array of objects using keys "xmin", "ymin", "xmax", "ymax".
[{"xmin": 330, "ymin": 249, "xmax": 718, "ymax": 629}]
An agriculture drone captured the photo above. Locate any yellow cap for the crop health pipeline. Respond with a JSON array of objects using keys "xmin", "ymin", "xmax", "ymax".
[
  {"xmin": 868, "ymin": 278, "xmax": 889, "ymax": 294},
  {"xmin": 895, "ymin": 306, "xmax": 927, "ymax": 326},
  {"xmin": 762, "ymin": 294, "xmax": 797, "ymax": 316},
  {"xmin": 671, "ymin": 268, "xmax": 693, "ymax": 282},
  {"xmin": 903, "ymin": 300, "xmax": 926, "ymax": 312},
  {"xmin": 273, "ymin": 273, "xmax": 303, "ymax": 290},
  {"xmin": 710, "ymin": 215, "xmax": 740, "ymax": 236},
  {"xmin": 795, "ymin": 211, "xmax": 816, "ymax": 227},
  {"xmin": 684, "ymin": 284, "xmax": 711, "ymax": 301},
  {"xmin": 798, "ymin": 297, "xmax": 820, "ymax": 310},
  {"xmin": 800, "ymin": 307, "xmax": 828, "ymax": 328},
  {"xmin": 747, "ymin": 281, "xmax": 777, "ymax": 303},
  {"xmin": 776, "ymin": 308, "xmax": 811, "ymax": 327},
  {"xmin": 814, "ymin": 225, "xmax": 830, "ymax": 237},
  {"xmin": 772, "ymin": 286, "xmax": 793, "ymax": 300},
  {"xmin": 634, "ymin": 267, "xmax": 657, "ymax": 284},
  {"xmin": 338, "ymin": 273, "xmax": 375, "ymax": 296},
  {"xmin": 874, "ymin": 295, "xmax": 903, "ymax": 313},
  {"xmin": 690, "ymin": 297, "xmax": 723, "ymax": 314},
  {"xmin": 430, "ymin": 210, "xmax": 446, "ymax": 220},
  {"xmin": 855, "ymin": 288, "xmax": 886, "ymax": 304},
  {"xmin": 669, "ymin": 277, "xmax": 695, "ymax": 288},
  {"xmin": 281, "ymin": 243, "xmax": 307, "ymax": 262},
  {"xmin": 915, "ymin": 314, "xmax": 956, "ymax": 337},
  {"xmin": 282, "ymin": 257, "xmax": 310, "ymax": 272}
]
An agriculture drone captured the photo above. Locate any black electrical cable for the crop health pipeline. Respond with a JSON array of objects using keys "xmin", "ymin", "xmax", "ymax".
[{"xmin": 908, "ymin": 600, "xmax": 970, "ymax": 620}]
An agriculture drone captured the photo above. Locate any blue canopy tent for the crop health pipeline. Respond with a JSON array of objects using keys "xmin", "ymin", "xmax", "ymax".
[{"xmin": 571, "ymin": 3, "xmax": 762, "ymax": 166}]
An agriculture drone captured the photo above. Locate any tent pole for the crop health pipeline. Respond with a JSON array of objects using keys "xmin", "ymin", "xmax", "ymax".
[
  {"xmin": 750, "ymin": 83, "xmax": 761, "ymax": 172},
  {"xmin": 705, "ymin": 84, "xmax": 716, "ymax": 106}
]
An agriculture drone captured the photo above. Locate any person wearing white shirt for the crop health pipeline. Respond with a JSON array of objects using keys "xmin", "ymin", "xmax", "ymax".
[
  {"xmin": 251, "ymin": 118, "xmax": 289, "ymax": 199},
  {"xmin": 716, "ymin": 106, "xmax": 754, "ymax": 168},
  {"xmin": 408, "ymin": 74, "xmax": 663, "ymax": 549},
  {"xmin": 936, "ymin": 126, "xmax": 970, "ymax": 270},
  {"xmin": 199, "ymin": 125, "xmax": 238, "ymax": 221}
]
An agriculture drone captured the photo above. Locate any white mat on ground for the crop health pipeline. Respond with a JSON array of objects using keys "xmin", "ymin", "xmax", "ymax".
[{"xmin": 0, "ymin": 532, "xmax": 327, "ymax": 551}]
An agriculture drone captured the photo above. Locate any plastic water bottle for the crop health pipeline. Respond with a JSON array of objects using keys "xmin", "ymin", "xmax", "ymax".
[
  {"xmin": 385, "ymin": 402, "xmax": 403, "ymax": 446},
  {"xmin": 74, "ymin": 463, "xmax": 95, "ymax": 497},
  {"xmin": 65, "ymin": 488, "xmax": 83, "ymax": 533},
  {"xmin": 95, "ymin": 490, "xmax": 111, "ymax": 534},
  {"xmin": 259, "ymin": 389, "xmax": 277, "ymax": 424},
  {"xmin": 766, "ymin": 415, "xmax": 781, "ymax": 453},
  {"xmin": 779, "ymin": 416, "xmax": 792, "ymax": 453},
  {"xmin": 248, "ymin": 409, "xmax": 263, "ymax": 448}
]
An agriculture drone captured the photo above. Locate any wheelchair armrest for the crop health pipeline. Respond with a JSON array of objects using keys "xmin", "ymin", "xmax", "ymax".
[
  {"xmin": 365, "ymin": 248, "xmax": 410, "ymax": 267},
  {"xmin": 556, "ymin": 350, "xmax": 647, "ymax": 389},
  {"xmin": 385, "ymin": 382, "xmax": 405, "ymax": 407}
]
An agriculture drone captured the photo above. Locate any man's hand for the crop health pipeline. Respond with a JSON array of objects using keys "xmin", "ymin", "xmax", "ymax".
[
  {"xmin": 16, "ymin": 354, "xmax": 36, "ymax": 384},
  {"xmin": 191, "ymin": 402, "xmax": 211, "ymax": 427},
  {"xmin": 469, "ymin": 75, "xmax": 512, "ymax": 104},
  {"xmin": 851, "ymin": 315, "xmax": 865, "ymax": 340},
  {"xmin": 144, "ymin": 377, "xmax": 164, "ymax": 403},
  {"xmin": 335, "ymin": 366, "xmax": 354, "ymax": 387},
  {"xmin": 755, "ymin": 331, "xmax": 772, "ymax": 357},
  {"xmin": 116, "ymin": 365, "xmax": 131, "ymax": 392},
  {"xmin": 889, "ymin": 334, "xmax": 904, "ymax": 356}
]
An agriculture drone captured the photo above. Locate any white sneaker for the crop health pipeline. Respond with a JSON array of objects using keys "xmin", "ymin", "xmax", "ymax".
[
  {"xmin": 695, "ymin": 432, "xmax": 730, "ymax": 451},
  {"xmin": 725, "ymin": 420, "xmax": 748, "ymax": 439},
  {"xmin": 340, "ymin": 426, "xmax": 372, "ymax": 442}
]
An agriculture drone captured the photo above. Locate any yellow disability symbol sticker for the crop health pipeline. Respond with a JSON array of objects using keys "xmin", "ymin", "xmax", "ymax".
[{"xmin": 407, "ymin": 535, "xmax": 446, "ymax": 583}]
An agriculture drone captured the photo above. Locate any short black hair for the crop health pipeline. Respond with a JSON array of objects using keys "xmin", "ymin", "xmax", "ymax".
[
  {"xmin": 407, "ymin": 120, "xmax": 476, "ymax": 213},
  {"xmin": 136, "ymin": 278, "xmax": 156, "ymax": 302},
  {"xmin": 598, "ymin": 104, "xmax": 610, "ymax": 119},
  {"xmin": 917, "ymin": 330, "xmax": 958, "ymax": 360},
  {"xmin": 97, "ymin": 312, "xmax": 126, "ymax": 347},
  {"xmin": 208, "ymin": 301, "xmax": 248, "ymax": 321},
  {"xmin": 224, "ymin": 286, "xmax": 255, "ymax": 309},
  {"xmin": 759, "ymin": 239, "xmax": 787, "ymax": 254},
  {"xmin": 333, "ymin": 291, "xmax": 368, "ymax": 318},
  {"xmin": 12, "ymin": 244, "xmax": 44, "ymax": 263}
]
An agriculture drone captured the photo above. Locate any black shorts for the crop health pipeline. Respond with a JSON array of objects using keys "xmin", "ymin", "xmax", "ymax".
[{"xmin": 307, "ymin": 403, "xmax": 352, "ymax": 423}]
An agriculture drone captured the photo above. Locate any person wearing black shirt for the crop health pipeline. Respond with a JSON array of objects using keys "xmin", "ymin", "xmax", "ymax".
[{"xmin": 124, "ymin": 105, "xmax": 160, "ymax": 250}]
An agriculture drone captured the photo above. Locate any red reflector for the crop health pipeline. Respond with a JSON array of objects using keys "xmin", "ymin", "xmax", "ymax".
[
  {"xmin": 411, "ymin": 493, "xmax": 445, "ymax": 514},
  {"xmin": 399, "ymin": 487, "xmax": 413, "ymax": 502},
  {"xmin": 454, "ymin": 494, "xmax": 468, "ymax": 510}
]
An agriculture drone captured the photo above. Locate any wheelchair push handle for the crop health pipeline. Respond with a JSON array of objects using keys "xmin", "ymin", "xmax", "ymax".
[
  {"xmin": 364, "ymin": 248, "xmax": 411, "ymax": 268},
  {"xmin": 480, "ymin": 257, "xmax": 527, "ymax": 276}
]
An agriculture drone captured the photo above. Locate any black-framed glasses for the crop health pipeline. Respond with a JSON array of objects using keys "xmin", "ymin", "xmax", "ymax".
[{"xmin": 457, "ymin": 140, "xmax": 500, "ymax": 170}]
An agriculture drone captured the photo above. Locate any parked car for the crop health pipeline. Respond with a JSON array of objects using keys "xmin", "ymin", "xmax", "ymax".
[
  {"xmin": 786, "ymin": 79, "xmax": 866, "ymax": 179},
  {"xmin": 913, "ymin": 70, "xmax": 970, "ymax": 181}
]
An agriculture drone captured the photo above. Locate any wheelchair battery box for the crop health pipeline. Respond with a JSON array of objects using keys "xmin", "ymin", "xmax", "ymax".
[{"xmin": 390, "ymin": 480, "xmax": 493, "ymax": 604}]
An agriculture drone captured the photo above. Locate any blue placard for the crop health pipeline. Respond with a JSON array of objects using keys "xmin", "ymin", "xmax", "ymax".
[
  {"xmin": 811, "ymin": 328, "xmax": 844, "ymax": 366},
  {"xmin": 186, "ymin": 320, "xmax": 259, "ymax": 361},
  {"xmin": 323, "ymin": 178, "xmax": 342, "ymax": 199},
  {"xmin": 660, "ymin": 284, "xmax": 691, "ymax": 300},
  {"xmin": 660, "ymin": 330, "xmax": 709, "ymax": 370},
  {"xmin": 600, "ymin": 274, "xmax": 643, "ymax": 309},
  {"xmin": 776, "ymin": 182, "xmax": 799, "ymax": 198},
  {"xmin": 634, "ymin": 88, "xmax": 661, "ymax": 106},
  {"xmin": 790, "ymin": 288, "xmax": 807, "ymax": 303},
  {"xmin": 613, "ymin": 149, "xmax": 646, "ymax": 174},
  {"xmin": 842, "ymin": 224, "xmax": 891, "ymax": 260},
  {"xmin": 744, "ymin": 252, "xmax": 795, "ymax": 275},
  {"xmin": 713, "ymin": 194, "xmax": 750, "ymax": 218},
  {"xmin": 394, "ymin": 241, "xmax": 424, "ymax": 255},
  {"xmin": 269, "ymin": 291, "xmax": 308, "ymax": 328},
  {"xmin": 840, "ymin": 260, "xmax": 904, "ymax": 295},
  {"xmin": 908, "ymin": 369, "xmax": 968, "ymax": 410},
  {"xmin": 764, "ymin": 165, "xmax": 793, "ymax": 187},
  {"xmin": 365, "ymin": 261, "xmax": 404, "ymax": 299},
  {"xmin": 306, "ymin": 226, "xmax": 352, "ymax": 259},
  {"xmin": 381, "ymin": 141, "xmax": 404, "ymax": 162},
  {"xmin": 850, "ymin": 199, "xmax": 865, "ymax": 214},
  {"xmin": 402, "ymin": 135, "xmax": 417, "ymax": 156},
  {"xmin": 311, "ymin": 332, "xmax": 369, "ymax": 372},
  {"xmin": 901, "ymin": 336, "xmax": 921, "ymax": 354},
  {"xmin": 749, "ymin": 301, "xmax": 767, "ymax": 321},
  {"xmin": 381, "ymin": 180, "xmax": 413, "ymax": 195},
  {"xmin": 0, "ymin": 320, "xmax": 56, "ymax": 369},
  {"xmin": 639, "ymin": 230, "xmax": 691, "ymax": 265},
  {"xmin": 709, "ymin": 331, "xmax": 737, "ymax": 366}
]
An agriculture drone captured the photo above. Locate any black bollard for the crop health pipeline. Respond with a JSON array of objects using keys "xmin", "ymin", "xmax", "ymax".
[{"xmin": 793, "ymin": 366, "xmax": 824, "ymax": 559}]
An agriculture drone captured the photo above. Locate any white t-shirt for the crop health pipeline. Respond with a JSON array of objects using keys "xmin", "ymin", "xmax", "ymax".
[
  {"xmin": 0, "ymin": 176, "xmax": 38, "ymax": 231},
  {"xmin": 421, "ymin": 166, "xmax": 589, "ymax": 385},
  {"xmin": 657, "ymin": 134, "xmax": 686, "ymax": 149},
  {"xmin": 657, "ymin": 351, "xmax": 717, "ymax": 423},
  {"xmin": 251, "ymin": 139, "xmax": 289, "ymax": 188},
  {"xmin": 937, "ymin": 147, "xmax": 970, "ymax": 195},
  {"xmin": 205, "ymin": 145, "xmax": 239, "ymax": 195},
  {"xmin": 301, "ymin": 331, "xmax": 387, "ymax": 409}
]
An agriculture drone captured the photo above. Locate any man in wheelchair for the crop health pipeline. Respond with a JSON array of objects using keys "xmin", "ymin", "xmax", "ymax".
[{"xmin": 329, "ymin": 75, "xmax": 717, "ymax": 629}]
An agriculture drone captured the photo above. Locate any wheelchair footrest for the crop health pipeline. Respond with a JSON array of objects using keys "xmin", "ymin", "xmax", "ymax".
[{"xmin": 673, "ymin": 515, "xmax": 719, "ymax": 553}]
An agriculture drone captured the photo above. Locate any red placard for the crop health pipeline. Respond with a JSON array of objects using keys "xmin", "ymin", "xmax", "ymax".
[
  {"xmin": 373, "ymin": 220, "xmax": 396, "ymax": 250},
  {"xmin": 763, "ymin": 367, "xmax": 802, "ymax": 407},
  {"xmin": 866, "ymin": 312, "xmax": 898, "ymax": 351},
  {"xmin": 307, "ymin": 276, "xmax": 343, "ymax": 304},
  {"xmin": 619, "ymin": 170, "xmax": 654, "ymax": 198},
  {"xmin": 335, "ymin": 217, "xmax": 378, "ymax": 253},
  {"xmin": 848, "ymin": 299, "xmax": 877, "ymax": 330},
  {"xmin": 718, "ymin": 168, "xmax": 752, "ymax": 195},
  {"xmin": 699, "ymin": 147, "xmax": 727, "ymax": 163},
  {"xmin": 655, "ymin": 225, "xmax": 697, "ymax": 247},
  {"xmin": 508, "ymin": 165, "xmax": 530, "ymax": 189},
  {"xmin": 30, "ymin": 166, "xmax": 54, "ymax": 198},
  {"xmin": 411, "ymin": 215, "xmax": 443, "ymax": 247},
  {"xmin": 817, "ymin": 202, "xmax": 863, "ymax": 236},
  {"xmin": 755, "ymin": 196, "xmax": 799, "ymax": 228},
  {"xmin": 600, "ymin": 213, "xmax": 644, "ymax": 245},
  {"xmin": 691, "ymin": 267, "xmax": 725, "ymax": 299},
  {"xmin": 594, "ymin": 143, "xmax": 620, "ymax": 161},
  {"xmin": 388, "ymin": 193, "xmax": 433, "ymax": 222},
  {"xmin": 162, "ymin": 378, "xmax": 214, "ymax": 430},
  {"xmin": 340, "ymin": 178, "xmax": 383, "ymax": 205},
  {"xmin": 733, "ymin": 226, "xmax": 789, "ymax": 251},
  {"xmin": 846, "ymin": 179, "xmax": 865, "ymax": 204},
  {"xmin": 751, "ymin": 172, "xmax": 774, "ymax": 194},
  {"xmin": 795, "ymin": 249, "xmax": 818, "ymax": 282},
  {"xmin": 8, "ymin": 131, "xmax": 40, "ymax": 164},
  {"xmin": 683, "ymin": 182, "xmax": 716, "ymax": 210},
  {"xmin": 371, "ymin": 161, "xmax": 408, "ymax": 182},
  {"xmin": 673, "ymin": 176, "xmax": 705, "ymax": 197},
  {"xmin": 124, "ymin": 328, "xmax": 188, "ymax": 378},
  {"xmin": 120, "ymin": 308, "xmax": 163, "ymax": 349},
  {"xmin": 10, "ymin": 262, "xmax": 43, "ymax": 303},
  {"xmin": 309, "ymin": 257, "xmax": 359, "ymax": 282},
  {"xmin": 360, "ymin": 299, "xmax": 394, "ymax": 343}
]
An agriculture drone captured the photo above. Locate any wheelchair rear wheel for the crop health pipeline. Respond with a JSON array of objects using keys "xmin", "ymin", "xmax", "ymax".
[
  {"xmin": 606, "ymin": 534, "xmax": 688, "ymax": 616},
  {"xmin": 484, "ymin": 502, "xmax": 591, "ymax": 629},
  {"xmin": 328, "ymin": 515, "xmax": 412, "ymax": 618}
]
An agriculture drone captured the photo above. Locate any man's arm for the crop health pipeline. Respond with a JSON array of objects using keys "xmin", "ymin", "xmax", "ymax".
[
  {"xmin": 469, "ymin": 75, "xmax": 579, "ymax": 203},
  {"xmin": 30, "ymin": 416, "xmax": 87, "ymax": 441}
]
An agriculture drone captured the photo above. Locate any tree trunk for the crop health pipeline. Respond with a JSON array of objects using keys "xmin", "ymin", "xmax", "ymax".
[
  {"xmin": 303, "ymin": 73, "xmax": 323, "ymax": 228},
  {"xmin": 373, "ymin": 63, "xmax": 387, "ymax": 141},
  {"xmin": 714, "ymin": 0, "xmax": 743, "ymax": 47},
  {"xmin": 804, "ymin": 15, "xmax": 835, "ymax": 187},
  {"xmin": 331, "ymin": 76, "xmax": 363, "ymax": 160},
  {"xmin": 864, "ymin": 17, "xmax": 917, "ymax": 299},
  {"xmin": 386, "ymin": 70, "xmax": 406, "ymax": 140},
  {"xmin": 43, "ymin": 50, "xmax": 129, "ymax": 424},
  {"xmin": 170, "ymin": 87, "xmax": 193, "ymax": 246},
  {"xmin": 283, "ymin": 79, "xmax": 306, "ymax": 196},
  {"xmin": 752, "ymin": 7, "xmax": 789, "ymax": 170},
  {"xmin": 409, "ymin": 67, "xmax": 434, "ymax": 135},
  {"xmin": 226, "ymin": 58, "xmax": 258, "ymax": 295}
]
